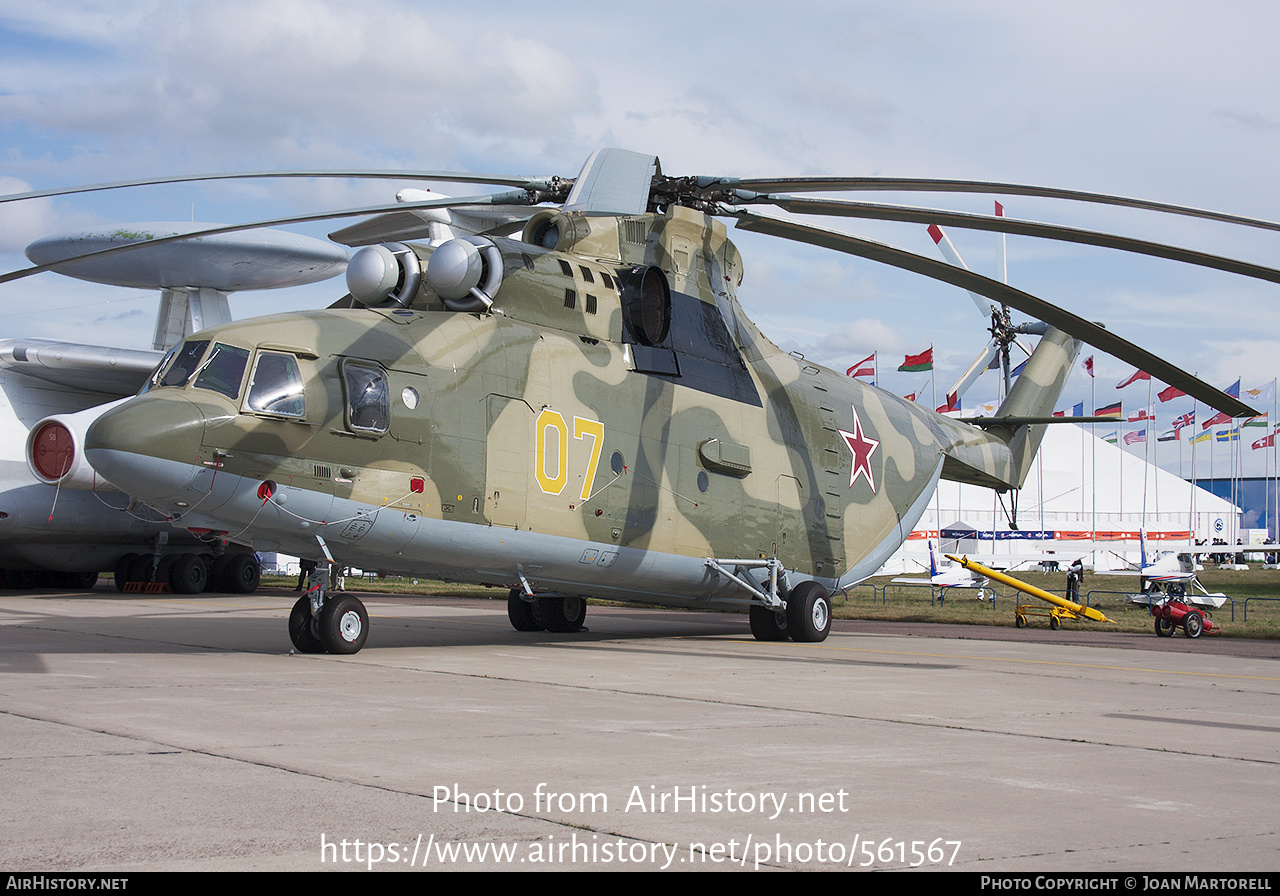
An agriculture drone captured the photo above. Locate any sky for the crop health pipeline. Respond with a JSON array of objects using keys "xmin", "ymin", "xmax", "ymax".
[{"xmin": 3, "ymin": 0, "xmax": 1280, "ymax": 479}]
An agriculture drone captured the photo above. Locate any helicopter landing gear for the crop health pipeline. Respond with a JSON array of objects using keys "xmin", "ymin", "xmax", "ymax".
[
  {"xmin": 533, "ymin": 596, "xmax": 587, "ymax": 633},
  {"xmin": 749, "ymin": 605, "xmax": 789, "ymax": 641},
  {"xmin": 507, "ymin": 589, "xmax": 543, "ymax": 631},
  {"xmin": 289, "ymin": 561, "xmax": 368, "ymax": 654},
  {"xmin": 786, "ymin": 581, "xmax": 832, "ymax": 643}
]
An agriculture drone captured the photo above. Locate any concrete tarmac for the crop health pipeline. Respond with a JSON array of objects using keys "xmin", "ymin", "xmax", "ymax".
[{"xmin": 1, "ymin": 585, "xmax": 1278, "ymax": 872}]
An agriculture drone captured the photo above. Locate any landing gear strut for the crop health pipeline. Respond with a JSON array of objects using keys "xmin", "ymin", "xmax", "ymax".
[{"xmin": 289, "ymin": 561, "xmax": 368, "ymax": 654}]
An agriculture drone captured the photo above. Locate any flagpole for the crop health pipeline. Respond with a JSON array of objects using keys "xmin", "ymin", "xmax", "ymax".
[{"xmin": 1091, "ymin": 366, "xmax": 1096, "ymax": 547}]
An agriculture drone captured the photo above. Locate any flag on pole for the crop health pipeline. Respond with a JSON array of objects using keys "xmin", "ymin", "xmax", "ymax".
[
  {"xmin": 1158, "ymin": 385, "xmax": 1187, "ymax": 402},
  {"xmin": 846, "ymin": 353, "xmax": 876, "ymax": 379},
  {"xmin": 1191, "ymin": 430, "xmax": 1213, "ymax": 444},
  {"xmin": 899, "ymin": 348, "xmax": 933, "ymax": 372},
  {"xmin": 1244, "ymin": 381, "xmax": 1277, "ymax": 405},
  {"xmin": 1123, "ymin": 430, "xmax": 1146, "ymax": 445},
  {"xmin": 1172, "ymin": 411, "xmax": 1195, "ymax": 430},
  {"xmin": 936, "ymin": 391, "xmax": 959, "ymax": 413},
  {"xmin": 1103, "ymin": 431, "xmax": 1118, "ymax": 444},
  {"xmin": 1116, "ymin": 369, "xmax": 1150, "ymax": 389},
  {"xmin": 1252, "ymin": 431, "xmax": 1277, "ymax": 450},
  {"xmin": 1095, "ymin": 402, "xmax": 1122, "ymax": 418},
  {"xmin": 1158, "ymin": 429, "xmax": 1179, "ymax": 442},
  {"xmin": 1127, "ymin": 406, "xmax": 1154, "ymax": 422},
  {"xmin": 1202, "ymin": 410, "xmax": 1232, "ymax": 430},
  {"xmin": 1244, "ymin": 414, "xmax": 1270, "ymax": 427},
  {"xmin": 1216, "ymin": 428, "xmax": 1240, "ymax": 442},
  {"xmin": 903, "ymin": 392, "xmax": 916, "ymax": 402},
  {"xmin": 1083, "ymin": 356, "xmax": 1094, "ymax": 378}
]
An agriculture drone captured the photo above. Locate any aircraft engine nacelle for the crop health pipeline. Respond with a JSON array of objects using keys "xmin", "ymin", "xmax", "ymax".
[
  {"xmin": 425, "ymin": 236, "xmax": 504, "ymax": 312},
  {"xmin": 26, "ymin": 401, "xmax": 126, "ymax": 491},
  {"xmin": 346, "ymin": 241, "xmax": 421, "ymax": 307}
]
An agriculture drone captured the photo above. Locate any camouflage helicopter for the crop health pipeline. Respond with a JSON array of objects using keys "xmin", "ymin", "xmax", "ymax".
[{"xmin": 4, "ymin": 148, "xmax": 1262, "ymax": 654}]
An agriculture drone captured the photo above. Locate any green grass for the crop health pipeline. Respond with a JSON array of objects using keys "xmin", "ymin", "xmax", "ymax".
[{"xmin": 266, "ymin": 567, "xmax": 1280, "ymax": 639}]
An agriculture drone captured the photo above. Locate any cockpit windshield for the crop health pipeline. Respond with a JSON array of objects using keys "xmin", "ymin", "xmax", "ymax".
[
  {"xmin": 155, "ymin": 339, "xmax": 210, "ymax": 389},
  {"xmin": 193, "ymin": 343, "xmax": 251, "ymax": 400}
]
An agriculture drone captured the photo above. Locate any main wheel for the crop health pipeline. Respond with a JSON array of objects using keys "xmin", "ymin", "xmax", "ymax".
[
  {"xmin": 170, "ymin": 553, "xmax": 208, "ymax": 594},
  {"xmin": 1049, "ymin": 615, "xmax": 1060, "ymax": 631},
  {"xmin": 114, "ymin": 553, "xmax": 139, "ymax": 591},
  {"xmin": 1155, "ymin": 617, "xmax": 1175, "ymax": 637},
  {"xmin": 319, "ymin": 595, "xmax": 369, "ymax": 654},
  {"xmin": 785, "ymin": 581, "xmax": 832, "ymax": 643},
  {"xmin": 1183, "ymin": 611, "xmax": 1204, "ymax": 639},
  {"xmin": 532, "ymin": 596, "xmax": 587, "ymax": 632},
  {"xmin": 507, "ymin": 590, "xmax": 543, "ymax": 631},
  {"xmin": 288, "ymin": 595, "xmax": 325, "ymax": 653},
  {"xmin": 224, "ymin": 554, "xmax": 261, "ymax": 594},
  {"xmin": 749, "ymin": 605, "xmax": 790, "ymax": 641}
]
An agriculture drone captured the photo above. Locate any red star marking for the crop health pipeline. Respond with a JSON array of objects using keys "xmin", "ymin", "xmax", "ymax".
[{"xmin": 838, "ymin": 404, "xmax": 880, "ymax": 493}]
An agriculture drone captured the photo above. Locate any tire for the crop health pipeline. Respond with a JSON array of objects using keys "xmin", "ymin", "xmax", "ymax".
[
  {"xmin": 170, "ymin": 553, "xmax": 208, "ymax": 594},
  {"xmin": 224, "ymin": 554, "xmax": 261, "ymax": 594},
  {"xmin": 750, "ymin": 604, "xmax": 790, "ymax": 641},
  {"xmin": 532, "ymin": 596, "xmax": 587, "ymax": 632},
  {"xmin": 75, "ymin": 571, "xmax": 99, "ymax": 590},
  {"xmin": 128, "ymin": 555, "xmax": 153, "ymax": 584},
  {"xmin": 114, "ymin": 554, "xmax": 139, "ymax": 591},
  {"xmin": 1183, "ymin": 611, "xmax": 1204, "ymax": 639},
  {"xmin": 1015, "ymin": 614, "xmax": 1026, "ymax": 628},
  {"xmin": 1155, "ymin": 617, "xmax": 1175, "ymax": 637},
  {"xmin": 288, "ymin": 595, "xmax": 325, "ymax": 653},
  {"xmin": 507, "ymin": 590, "xmax": 543, "ymax": 631},
  {"xmin": 785, "ymin": 581, "xmax": 832, "ymax": 643},
  {"xmin": 1049, "ymin": 615, "xmax": 1060, "ymax": 631},
  {"xmin": 319, "ymin": 595, "xmax": 369, "ymax": 654}
]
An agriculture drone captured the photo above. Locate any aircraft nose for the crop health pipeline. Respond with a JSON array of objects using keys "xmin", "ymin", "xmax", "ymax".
[{"xmin": 85, "ymin": 394, "xmax": 208, "ymax": 500}]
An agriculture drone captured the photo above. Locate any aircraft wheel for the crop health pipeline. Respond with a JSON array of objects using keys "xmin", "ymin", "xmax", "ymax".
[
  {"xmin": 1049, "ymin": 615, "xmax": 1060, "ymax": 631},
  {"xmin": 1155, "ymin": 617, "xmax": 1176, "ymax": 637},
  {"xmin": 1183, "ymin": 611, "xmax": 1204, "ymax": 639},
  {"xmin": 128, "ymin": 555, "xmax": 154, "ymax": 584},
  {"xmin": 1015, "ymin": 614, "xmax": 1026, "ymax": 628},
  {"xmin": 533, "ymin": 596, "xmax": 587, "ymax": 633},
  {"xmin": 288, "ymin": 595, "xmax": 325, "ymax": 653},
  {"xmin": 749, "ymin": 605, "xmax": 790, "ymax": 641},
  {"xmin": 507, "ymin": 590, "xmax": 543, "ymax": 631},
  {"xmin": 114, "ymin": 554, "xmax": 139, "ymax": 591},
  {"xmin": 170, "ymin": 553, "xmax": 208, "ymax": 594},
  {"xmin": 319, "ymin": 595, "xmax": 369, "ymax": 654},
  {"xmin": 225, "ymin": 554, "xmax": 261, "ymax": 594},
  {"xmin": 786, "ymin": 581, "xmax": 832, "ymax": 643}
]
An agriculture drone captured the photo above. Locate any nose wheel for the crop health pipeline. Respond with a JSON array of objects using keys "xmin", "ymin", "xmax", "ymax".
[{"xmin": 289, "ymin": 563, "xmax": 369, "ymax": 654}]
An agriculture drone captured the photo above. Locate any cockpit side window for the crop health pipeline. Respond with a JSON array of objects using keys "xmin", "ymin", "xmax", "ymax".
[
  {"xmin": 157, "ymin": 340, "xmax": 210, "ymax": 388},
  {"xmin": 246, "ymin": 351, "xmax": 305, "ymax": 418},
  {"xmin": 342, "ymin": 360, "xmax": 390, "ymax": 434},
  {"xmin": 194, "ymin": 343, "xmax": 251, "ymax": 400}
]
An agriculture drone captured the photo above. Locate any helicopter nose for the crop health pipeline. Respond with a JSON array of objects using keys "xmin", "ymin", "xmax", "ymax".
[{"xmin": 84, "ymin": 394, "xmax": 208, "ymax": 502}]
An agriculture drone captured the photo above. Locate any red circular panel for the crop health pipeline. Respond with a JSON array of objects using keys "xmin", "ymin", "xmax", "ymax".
[{"xmin": 31, "ymin": 421, "xmax": 75, "ymax": 481}]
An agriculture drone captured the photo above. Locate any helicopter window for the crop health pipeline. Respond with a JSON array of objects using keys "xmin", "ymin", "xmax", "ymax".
[
  {"xmin": 342, "ymin": 360, "xmax": 390, "ymax": 434},
  {"xmin": 194, "ymin": 343, "xmax": 251, "ymax": 399},
  {"xmin": 246, "ymin": 351, "xmax": 305, "ymax": 418},
  {"xmin": 157, "ymin": 339, "xmax": 210, "ymax": 388}
]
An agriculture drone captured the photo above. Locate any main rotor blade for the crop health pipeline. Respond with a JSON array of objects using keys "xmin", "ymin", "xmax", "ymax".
[
  {"xmin": 754, "ymin": 196, "xmax": 1280, "ymax": 286},
  {"xmin": 0, "ymin": 171, "xmax": 564, "ymax": 205},
  {"xmin": 731, "ymin": 211, "xmax": 1258, "ymax": 419},
  {"xmin": 724, "ymin": 176, "xmax": 1280, "ymax": 234},
  {"xmin": 0, "ymin": 192, "xmax": 529, "ymax": 287}
]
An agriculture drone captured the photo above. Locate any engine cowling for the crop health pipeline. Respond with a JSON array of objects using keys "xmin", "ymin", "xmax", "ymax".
[
  {"xmin": 425, "ymin": 236, "xmax": 504, "ymax": 312},
  {"xmin": 27, "ymin": 400, "xmax": 126, "ymax": 491}
]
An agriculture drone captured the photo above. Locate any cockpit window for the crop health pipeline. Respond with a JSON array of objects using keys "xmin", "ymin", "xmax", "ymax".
[
  {"xmin": 194, "ymin": 343, "xmax": 250, "ymax": 400},
  {"xmin": 342, "ymin": 360, "xmax": 390, "ymax": 434},
  {"xmin": 247, "ymin": 351, "xmax": 305, "ymax": 418},
  {"xmin": 157, "ymin": 340, "xmax": 209, "ymax": 388},
  {"xmin": 140, "ymin": 346, "xmax": 177, "ymax": 394}
]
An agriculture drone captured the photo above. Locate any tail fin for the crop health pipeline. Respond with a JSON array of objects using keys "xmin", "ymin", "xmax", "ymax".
[
  {"xmin": 938, "ymin": 326, "xmax": 1081, "ymax": 490},
  {"xmin": 1140, "ymin": 529, "xmax": 1148, "ymax": 568},
  {"xmin": 929, "ymin": 540, "xmax": 938, "ymax": 577}
]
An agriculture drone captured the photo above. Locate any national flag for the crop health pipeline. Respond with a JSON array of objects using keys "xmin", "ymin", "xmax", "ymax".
[
  {"xmin": 1072, "ymin": 401, "xmax": 1084, "ymax": 417},
  {"xmin": 903, "ymin": 392, "xmax": 916, "ymax": 402},
  {"xmin": 1116, "ymin": 369, "xmax": 1150, "ymax": 389},
  {"xmin": 1010, "ymin": 359, "xmax": 1027, "ymax": 378},
  {"xmin": 1157, "ymin": 385, "xmax": 1187, "ymax": 402},
  {"xmin": 1216, "ymin": 428, "xmax": 1240, "ymax": 442},
  {"xmin": 1127, "ymin": 406, "xmax": 1154, "ymax": 422},
  {"xmin": 1202, "ymin": 410, "xmax": 1231, "ymax": 430},
  {"xmin": 1245, "ymin": 381, "xmax": 1277, "ymax": 405},
  {"xmin": 1157, "ymin": 429, "xmax": 1179, "ymax": 442},
  {"xmin": 995, "ymin": 201, "xmax": 1005, "ymax": 217},
  {"xmin": 846, "ymin": 353, "xmax": 875, "ymax": 379},
  {"xmin": 1253, "ymin": 432, "xmax": 1277, "ymax": 451},
  {"xmin": 1123, "ymin": 430, "xmax": 1146, "ymax": 445},
  {"xmin": 1191, "ymin": 430, "xmax": 1213, "ymax": 444},
  {"xmin": 1244, "ymin": 414, "xmax": 1269, "ymax": 427},
  {"xmin": 1226, "ymin": 379, "xmax": 1241, "ymax": 398},
  {"xmin": 1083, "ymin": 356, "xmax": 1094, "ymax": 378},
  {"xmin": 899, "ymin": 348, "xmax": 933, "ymax": 372},
  {"xmin": 1095, "ymin": 402, "xmax": 1122, "ymax": 418},
  {"xmin": 1103, "ymin": 431, "xmax": 1118, "ymax": 444},
  {"xmin": 1172, "ymin": 411, "xmax": 1195, "ymax": 430},
  {"xmin": 936, "ymin": 391, "xmax": 959, "ymax": 413}
]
